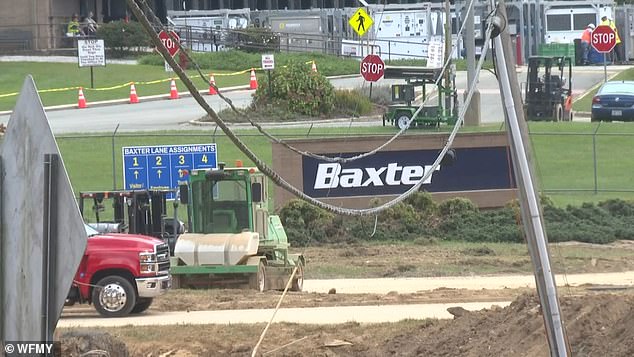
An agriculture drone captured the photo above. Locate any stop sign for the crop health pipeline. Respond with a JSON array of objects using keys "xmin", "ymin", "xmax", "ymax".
[
  {"xmin": 158, "ymin": 30, "xmax": 180, "ymax": 57},
  {"xmin": 591, "ymin": 25, "xmax": 617, "ymax": 53},
  {"xmin": 360, "ymin": 55, "xmax": 385, "ymax": 82}
]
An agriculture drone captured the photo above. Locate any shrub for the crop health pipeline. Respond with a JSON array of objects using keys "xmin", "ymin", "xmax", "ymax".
[
  {"xmin": 438, "ymin": 197, "xmax": 478, "ymax": 217},
  {"xmin": 97, "ymin": 21, "xmax": 150, "ymax": 58},
  {"xmin": 278, "ymin": 199, "xmax": 336, "ymax": 245},
  {"xmin": 333, "ymin": 89, "xmax": 373, "ymax": 117},
  {"xmin": 252, "ymin": 61, "xmax": 335, "ymax": 116}
]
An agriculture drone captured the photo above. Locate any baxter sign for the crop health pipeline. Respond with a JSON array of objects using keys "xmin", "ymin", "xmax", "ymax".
[{"xmin": 302, "ymin": 147, "xmax": 515, "ymax": 198}]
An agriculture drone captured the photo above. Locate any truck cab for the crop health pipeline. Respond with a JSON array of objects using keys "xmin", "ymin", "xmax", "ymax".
[{"xmin": 66, "ymin": 225, "xmax": 171, "ymax": 317}]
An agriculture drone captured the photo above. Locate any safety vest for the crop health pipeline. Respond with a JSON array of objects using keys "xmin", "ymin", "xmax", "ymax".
[
  {"xmin": 581, "ymin": 28, "xmax": 592, "ymax": 43},
  {"xmin": 600, "ymin": 19, "xmax": 621, "ymax": 44},
  {"xmin": 67, "ymin": 20, "xmax": 80, "ymax": 35}
]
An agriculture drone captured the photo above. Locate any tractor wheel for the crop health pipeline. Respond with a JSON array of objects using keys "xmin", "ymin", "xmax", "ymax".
[
  {"xmin": 92, "ymin": 275, "xmax": 137, "ymax": 317},
  {"xmin": 568, "ymin": 110, "xmax": 574, "ymax": 122},
  {"xmin": 555, "ymin": 104, "xmax": 564, "ymax": 122},
  {"xmin": 396, "ymin": 113, "xmax": 412, "ymax": 130},
  {"xmin": 291, "ymin": 262, "xmax": 304, "ymax": 292},
  {"xmin": 131, "ymin": 298, "xmax": 153, "ymax": 314},
  {"xmin": 249, "ymin": 261, "xmax": 266, "ymax": 292}
]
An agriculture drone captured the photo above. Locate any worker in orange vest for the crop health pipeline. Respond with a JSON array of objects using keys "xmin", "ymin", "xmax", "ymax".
[{"xmin": 580, "ymin": 23, "xmax": 594, "ymax": 65}]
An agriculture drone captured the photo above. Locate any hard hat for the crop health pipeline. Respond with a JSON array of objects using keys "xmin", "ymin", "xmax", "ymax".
[{"xmin": 588, "ymin": 23, "xmax": 595, "ymax": 29}]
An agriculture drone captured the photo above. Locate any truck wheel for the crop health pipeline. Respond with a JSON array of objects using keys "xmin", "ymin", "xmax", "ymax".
[
  {"xmin": 555, "ymin": 104, "xmax": 563, "ymax": 122},
  {"xmin": 396, "ymin": 113, "xmax": 412, "ymax": 130},
  {"xmin": 291, "ymin": 262, "xmax": 304, "ymax": 292},
  {"xmin": 92, "ymin": 275, "xmax": 137, "ymax": 317},
  {"xmin": 249, "ymin": 261, "xmax": 266, "ymax": 292},
  {"xmin": 131, "ymin": 298, "xmax": 153, "ymax": 314}
]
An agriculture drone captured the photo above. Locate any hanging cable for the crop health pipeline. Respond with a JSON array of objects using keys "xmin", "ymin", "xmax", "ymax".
[
  {"xmin": 137, "ymin": 0, "xmax": 476, "ymax": 165},
  {"xmin": 127, "ymin": 0, "xmax": 494, "ymax": 217}
]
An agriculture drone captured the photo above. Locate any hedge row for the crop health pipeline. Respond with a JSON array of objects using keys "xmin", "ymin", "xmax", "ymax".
[{"xmin": 278, "ymin": 192, "xmax": 634, "ymax": 245}]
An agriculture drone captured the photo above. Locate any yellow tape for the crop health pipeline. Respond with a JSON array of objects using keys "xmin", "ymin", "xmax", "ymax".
[{"xmin": 0, "ymin": 60, "xmax": 318, "ymax": 98}]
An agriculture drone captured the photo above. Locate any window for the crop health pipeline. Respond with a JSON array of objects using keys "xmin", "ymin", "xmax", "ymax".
[
  {"xmin": 547, "ymin": 14, "xmax": 572, "ymax": 31},
  {"xmin": 573, "ymin": 13, "xmax": 596, "ymax": 30}
]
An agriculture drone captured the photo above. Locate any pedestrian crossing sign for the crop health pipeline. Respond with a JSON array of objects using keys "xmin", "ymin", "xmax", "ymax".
[{"xmin": 349, "ymin": 8, "xmax": 373, "ymax": 37}]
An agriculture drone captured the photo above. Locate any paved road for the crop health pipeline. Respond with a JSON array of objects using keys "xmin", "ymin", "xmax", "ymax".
[
  {"xmin": 1, "ymin": 66, "xmax": 622, "ymax": 133},
  {"xmin": 57, "ymin": 271, "xmax": 633, "ymax": 327},
  {"xmin": 58, "ymin": 301, "xmax": 510, "ymax": 327},
  {"xmin": 304, "ymin": 271, "xmax": 634, "ymax": 294}
]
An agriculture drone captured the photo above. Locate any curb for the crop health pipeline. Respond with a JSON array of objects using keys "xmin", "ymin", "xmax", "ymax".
[{"xmin": 188, "ymin": 114, "xmax": 383, "ymax": 128}]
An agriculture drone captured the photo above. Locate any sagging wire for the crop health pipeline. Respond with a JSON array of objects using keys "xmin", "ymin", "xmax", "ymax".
[
  {"xmin": 127, "ymin": 0, "xmax": 496, "ymax": 217},
  {"xmin": 137, "ymin": 0, "xmax": 476, "ymax": 166}
]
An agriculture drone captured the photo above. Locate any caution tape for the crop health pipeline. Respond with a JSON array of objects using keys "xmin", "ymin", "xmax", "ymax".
[{"xmin": 0, "ymin": 61, "xmax": 318, "ymax": 98}]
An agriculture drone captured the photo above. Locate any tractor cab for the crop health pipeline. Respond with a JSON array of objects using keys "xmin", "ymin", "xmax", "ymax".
[
  {"xmin": 524, "ymin": 56, "xmax": 573, "ymax": 121},
  {"xmin": 184, "ymin": 164, "xmax": 268, "ymax": 238},
  {"xmin": 382, "ymin": 66, "xmax": 458, "ymax": 129}
]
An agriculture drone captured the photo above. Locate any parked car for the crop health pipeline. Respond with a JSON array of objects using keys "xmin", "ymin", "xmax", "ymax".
[
  {"xmin": 591, "ymin": 81, "xmax": 634, "ymax": 122},
  {"xmin": 65, "ymin": 224, "xmax": 171, "ymax": 317}
]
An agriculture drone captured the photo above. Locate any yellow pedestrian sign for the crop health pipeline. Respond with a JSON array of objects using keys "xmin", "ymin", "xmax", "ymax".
[{"xmin": 349, "ymin": 8, "xmax": 373, "ymax": 37}]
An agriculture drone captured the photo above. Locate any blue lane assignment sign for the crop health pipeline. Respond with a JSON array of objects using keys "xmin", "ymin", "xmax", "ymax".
[{"xmin": 123, "ymin": 144, "xmax": 217, "ymax": 193}]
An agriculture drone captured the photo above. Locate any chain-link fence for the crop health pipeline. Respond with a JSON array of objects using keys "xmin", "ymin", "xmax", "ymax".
[{"xmin": 57, "ymin": 127, "xmax": 634, "ymax": 206}]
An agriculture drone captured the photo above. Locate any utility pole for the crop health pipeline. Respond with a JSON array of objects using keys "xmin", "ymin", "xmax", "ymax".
[
  {"xmin": 464, "ymin": 0, "xmax": 480, "ymax": 125},
  {"xmin": 491, "ymin": 1, "xmax": 570, "ymax": 356},
  {"xmin": 444, "ymin": 0, "xmax": 452, "ymax": 119}
]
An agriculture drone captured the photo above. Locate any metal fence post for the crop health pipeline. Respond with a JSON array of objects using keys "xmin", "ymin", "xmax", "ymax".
[
  {"xmin": 592, "ymin": 122, "xmax": 601, "ymax": 194},
  {"xmin": 112, "ymin": 124, "xmax": 120, "ymax": 190}
]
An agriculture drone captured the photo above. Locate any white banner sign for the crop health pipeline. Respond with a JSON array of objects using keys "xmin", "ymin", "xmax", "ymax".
[
  {"xmin": 426, "ymin": 37, "xmax": 444, "ymax": 69},
  {"xmin": 77, "ymin": 39, "xmax": 106, "ymax": 67},
  {"xmin": 261, "ymin": 54, "xmax": 275, "ymax": 70}
]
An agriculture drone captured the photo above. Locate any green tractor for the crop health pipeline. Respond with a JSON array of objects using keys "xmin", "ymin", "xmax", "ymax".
[
  {"xmin": 382, "ymin": 66, "xmax": 458, "ymax": 129},
  {"xmin": 170, "ymin": 163, "xmax": 304, "ymax": 292}
]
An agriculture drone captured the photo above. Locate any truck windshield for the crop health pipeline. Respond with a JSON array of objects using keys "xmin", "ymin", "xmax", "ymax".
[{"xmin": 191, "ymin": 178, "xmax": 250, "ymax": 234}]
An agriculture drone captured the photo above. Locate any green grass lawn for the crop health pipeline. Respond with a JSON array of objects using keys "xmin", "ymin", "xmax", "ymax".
[
  {"xmin": 56, "ymin": 122, "xmax": 634, "ymax": 209},
  {"xmin": 0, "ymin": 62, "xmax": 253, "ymax": 111},
  {"xmin": 572, "ymin": 67, "xmax": 634, "ymax": 112}
]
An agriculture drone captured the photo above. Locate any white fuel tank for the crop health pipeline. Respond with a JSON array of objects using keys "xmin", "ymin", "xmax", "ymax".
[{"xmin": 174, "ymin": 232, "xmax": 260, "ymax": 266}]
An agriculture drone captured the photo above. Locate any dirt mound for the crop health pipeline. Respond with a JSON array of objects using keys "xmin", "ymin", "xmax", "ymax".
[
  {"xmin": 60, "ymin": 331, "xmax": 129, "ymax": 357},
  {"xmin": 379, "ymin": 293, "xmax": 634, "ymax": 357}
]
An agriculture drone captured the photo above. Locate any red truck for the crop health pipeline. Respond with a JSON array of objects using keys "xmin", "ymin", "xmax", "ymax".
[{"xmin": 65, "ymin": 225, "xmax": 171, "ymax": 317}]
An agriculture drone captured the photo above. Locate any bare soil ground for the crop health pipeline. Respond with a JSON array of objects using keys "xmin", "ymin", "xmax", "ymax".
[
  {"xmin": 60, "ymin": 291, "xmax": 634, "ymax": 356},
  {"xmin": 58, "ymin": 241, "xmax": 634, "ymax": 356}
]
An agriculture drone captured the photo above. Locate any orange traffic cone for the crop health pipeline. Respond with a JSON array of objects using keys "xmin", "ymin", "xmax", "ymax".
[
  {"xmin": 311, "ymin": 61, "xmax": 317, "ymax": 73},
  {"xmin": 169, "ymin": 79, "xmax": 179, "ymax": 99},
  {"xmin": 249, "ymin": 68, "xmax": 258, "ymax": 90},
  {"xmin": 208, "ymin": 74, "xmax": 217, "ymax": 95},
  {"xmin": 129, "ymin": 82, "xmax": 139, "ymax": 104},
  {"xmin": 77, "ymin": 87, "xmax": 87, "ymax": 109}
]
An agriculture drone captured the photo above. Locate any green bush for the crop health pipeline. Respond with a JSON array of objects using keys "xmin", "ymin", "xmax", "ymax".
[
  {"xmin": 278, "ymin": 194, "xmax": 634, "ymax": 246},
  {"xmin": 333, "ymin": 89, "xmax": 374, "ymax": 117},
  {"xmin": 278, "ymin": 199, "xmax": 337, "ymax": 246},
  {"xmin": 438, "ymin": 197, "xmax": 478, "ymax": 217},
  {"xmin": 97, "ymin": 21, "xmax": 151, "ymax": 58},
  {"xmin": 252, "ymin": 61, "xmax": 335, "ymax": 116}
]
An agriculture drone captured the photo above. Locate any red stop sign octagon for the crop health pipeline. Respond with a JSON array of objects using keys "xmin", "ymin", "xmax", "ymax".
[
  {"xmin": 591, "ymin": 25, "xmax": 617, "ymax": 53},
  {"xmin": 158, "ymin": 30, "xmax": 181, "ymax": 57},
  {"xmin": 360, "ymin": 55, "xmax": 385, "ymax": 82}
]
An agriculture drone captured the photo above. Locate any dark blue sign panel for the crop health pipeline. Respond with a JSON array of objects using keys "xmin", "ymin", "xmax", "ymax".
[
  {"xmin": 123, "ymin": 144, "xmax": 217, "ymax": 194},
  {"xmin": 302, "ymin": 147, "xmax": 515, "ymax": 198}
]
